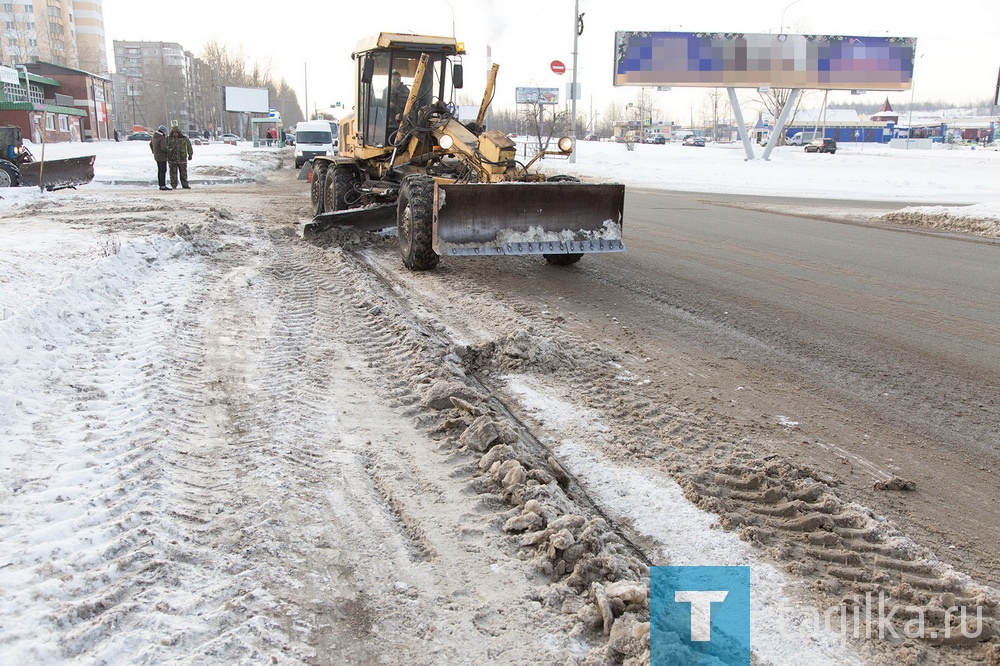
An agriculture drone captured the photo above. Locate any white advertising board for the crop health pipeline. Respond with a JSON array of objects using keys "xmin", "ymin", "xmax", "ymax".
[{"xmin": 224, "ymin": 87, "xmax": 270, "ymax": 113}]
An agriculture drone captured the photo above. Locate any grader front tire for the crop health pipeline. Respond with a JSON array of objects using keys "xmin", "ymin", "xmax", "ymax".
[
  {"xmin": 397, "ymin": 175, "xmax": 439, "ymax": 271},
  {"xmin": 544, "ymin": 253, "xmax": 584, "ymax": 266}
]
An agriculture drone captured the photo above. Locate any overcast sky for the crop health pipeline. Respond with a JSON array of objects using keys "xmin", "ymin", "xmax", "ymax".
[{"xmin": 101, "ymin": 0, "xmax": 1000, "ymax": 124}]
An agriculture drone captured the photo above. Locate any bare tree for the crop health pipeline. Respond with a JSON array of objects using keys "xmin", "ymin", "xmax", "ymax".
[
  {"xmin": 487, "ymin": 107, "xmax": 518, "ymax": 134},
  {"xmin": 598, "ymin": 101, "xmax": 624, "ymax": 138},
  {"xmin": 76, "ymin": 42, "xmax": 104, "ymax": 75},
  {"xmin": 754, "ymin": 88, "xmax": 811, "ymax": 145},
  {"xmin": 273, "ymin": 79, "xmax": 304, "ymax": 127},
  {"xmin": 196, "ymin": 41, "xmax": 302, "ymax": 135},
  {"xmin": 1, "ymin": 5, "xmax": 38, "ymax": 64},
  {"xmin": 614, "ymin": 89, "xmax": 661, "ymax": 141},
  {"xmin": 137, "ymin": 57, "xmax": 187, "ymax": 130},
  {"xmin": 521, "ymin": 99, "xmax": 567, "ymax": 150},
  {"xmin": 702, "ymin": 88, "xmax": 732, "ymax": 141}
]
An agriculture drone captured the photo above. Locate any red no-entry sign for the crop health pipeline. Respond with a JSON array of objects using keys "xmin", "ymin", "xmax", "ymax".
[{"xmin": 551, "ymin": 60, "xmax": 566, "ymax": 75}]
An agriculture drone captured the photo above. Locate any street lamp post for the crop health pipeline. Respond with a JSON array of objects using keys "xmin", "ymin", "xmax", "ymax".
[
  {"xmin": 128, "ymin": 77, "xmax": 137, "ymax": 129},
  {"xmin": 780, "ymin": 0, "xmax": 803, "ymax": 34},
  {"xmin": 441, "ymin": 0, "xmax": 455, "ymax": 38}
]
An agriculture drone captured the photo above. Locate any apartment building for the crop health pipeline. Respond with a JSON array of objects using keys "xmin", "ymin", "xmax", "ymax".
[
  {"xmin": 71, "ymin": 0, "xmax": 106, "ymax": 73},
  {"xmin": 112, "ymin": 39, "xmax": 191, "ymax": 131},
  {"xmin": 1, "ymin": 0, "xmax": 107, "ymax": 73}
]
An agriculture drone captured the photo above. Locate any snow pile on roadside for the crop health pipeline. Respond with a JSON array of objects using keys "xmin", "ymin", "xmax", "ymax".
[{"xmin": 877, "ymin": 203, "xmax": 1000, "ymax": 237}]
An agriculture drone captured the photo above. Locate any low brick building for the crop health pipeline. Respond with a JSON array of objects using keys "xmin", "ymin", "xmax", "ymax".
[{"xmin": 0, "ymin": 62, "xmax": 111, "ymax": 144}]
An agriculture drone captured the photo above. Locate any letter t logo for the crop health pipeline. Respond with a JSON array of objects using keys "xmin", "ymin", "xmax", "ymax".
[
  {"xmin": 674, "ymin": 590, "xmax": 729, "ymax": 641},
  {"xmin": 652, "ymin": 566, "xmax": 750, "ymax": 664}
]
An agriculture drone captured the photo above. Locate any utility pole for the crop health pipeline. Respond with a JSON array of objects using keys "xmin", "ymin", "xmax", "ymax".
[{"xmin": 570, "ymin": 0, "xmax": 580, "ymax": 163}]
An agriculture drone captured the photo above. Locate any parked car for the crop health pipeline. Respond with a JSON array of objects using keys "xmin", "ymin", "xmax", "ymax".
[
  {"xmin": 682, "ymin": 136, "xmax": 705, "ymax": 147},
  {"xmin": 804, "ymin": 138, "xmax": 837, "ymax": 154},
  {"xmin": 650, "ymin": 135, "xmax": 667, "ymax": 145},
  {"xmin": 128, "ymin": 131, "xmax": 152, "ymax": 141},
  {"xmin": 221, "ymin": 133, "xmax": 240, "ymax": 142}
]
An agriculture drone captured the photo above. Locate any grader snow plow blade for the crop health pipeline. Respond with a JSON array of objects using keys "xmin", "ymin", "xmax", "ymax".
[
  {"xmin": 433, "ymin": 182, "xmax": 625, "ymax": 257},
  {"xmin": 301, "ymin": 204, "xmax": 397, "ymax": 238},
  {"xmin": 19, "ymin": 155, "xmax": 96, "ymax": 191}
]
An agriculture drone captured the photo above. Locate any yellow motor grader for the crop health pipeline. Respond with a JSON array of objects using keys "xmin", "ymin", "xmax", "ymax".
[{"xmin": 302, "ymin": 32, "xmax": 625, "ymax": 270}]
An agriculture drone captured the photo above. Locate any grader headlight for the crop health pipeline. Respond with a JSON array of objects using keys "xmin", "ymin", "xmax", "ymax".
[
  {"xmin": 558, "ymin": 136, "xmax": 574, "ymax": 153},
  {"xmin": 438, "ymin": 134, "xmax": 455, "ymax": 151}
]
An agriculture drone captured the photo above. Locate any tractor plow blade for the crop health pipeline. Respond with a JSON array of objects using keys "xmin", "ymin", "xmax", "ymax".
[
  {"xmin": 19, "ymin": 156, "xmax": 96, "ymax": 190},
  {"xmin": 301, "ymin": 204, "xmax": 397, "ymax": 238},
  {"xmin": 433, "ymin": 182, "xmax": 625, "ymax": 256}
]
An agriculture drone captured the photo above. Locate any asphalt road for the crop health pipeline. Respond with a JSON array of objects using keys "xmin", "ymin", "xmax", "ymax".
[{"xmin": 616, "ymin": 188, "xmax": 1000, "ymax": 451}]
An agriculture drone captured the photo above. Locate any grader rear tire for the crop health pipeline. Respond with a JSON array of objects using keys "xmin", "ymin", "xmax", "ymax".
[
  {"xmin": 397, "ymin": 175, "xmax": 439, "ymax": 271},
  {"xmin": 310, "ymin": 161, "xmax": 329, "ymax": 215},
  {"xmin": 324, "ymin": 165, "xmax": 360, "ymax": 213}
]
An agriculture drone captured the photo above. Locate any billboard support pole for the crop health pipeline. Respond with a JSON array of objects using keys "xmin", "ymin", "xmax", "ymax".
[
  {"xmin": 762, "ymin": 88, "xmax": 800, "ymax": 161},
  {"xmin": 727, "ymin": 88, "xmax": 755, "ymax": 161}
]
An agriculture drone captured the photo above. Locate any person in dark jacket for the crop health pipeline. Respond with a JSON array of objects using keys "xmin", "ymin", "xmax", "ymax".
[
  {"xmin": 384, "ymin": 70, "xmax": 410, "ymax": 135},
  {"xmin": 166, "ymin": 126, "xmax": 194, "ymax": 189},
  {"xmin": 149, "ymin": 125, "xmax": 170, "ymax": 190}
]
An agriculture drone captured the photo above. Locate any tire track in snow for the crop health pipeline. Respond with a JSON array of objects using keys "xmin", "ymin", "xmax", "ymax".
[{"xmin": 0, "ymin": 233, "xmax": 221, "ymax": 662}]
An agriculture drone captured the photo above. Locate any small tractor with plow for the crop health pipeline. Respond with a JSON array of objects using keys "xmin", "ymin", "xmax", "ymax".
[
  {"xmin": 0, "ymin": 125, "xmax": 95, "ymax": 190},
  {"xmin": 302, "ymin": 33, "xmax": 625, "ymax": 270}
]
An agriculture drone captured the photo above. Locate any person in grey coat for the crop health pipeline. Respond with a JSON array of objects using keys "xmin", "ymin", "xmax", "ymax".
[{"xmin": 149, "ymin": 125, "xmax": 170, "ymax": 190}]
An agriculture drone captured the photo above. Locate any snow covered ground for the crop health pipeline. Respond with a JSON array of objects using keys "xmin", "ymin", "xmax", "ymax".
[{"xmin": 1, "ymin": 137, "xmax": 997, "ymax": 664}]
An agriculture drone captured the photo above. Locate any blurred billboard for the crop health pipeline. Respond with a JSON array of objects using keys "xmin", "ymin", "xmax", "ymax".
[
  {"xmin": 516, "ymin": 87, "xmax": 560, "ymax": 105},
  {"xmin": 614, "ymin": 32, "xmax": 916, "ymax": 91}
]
